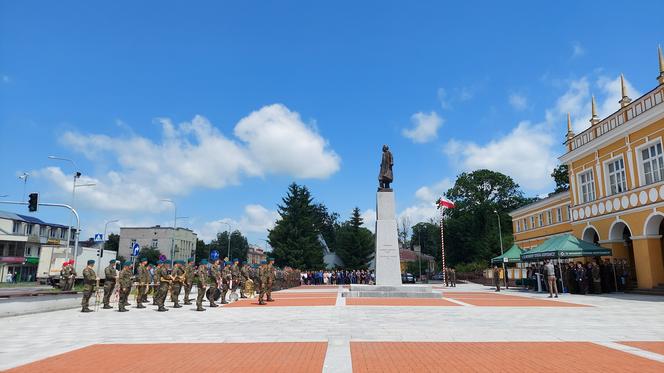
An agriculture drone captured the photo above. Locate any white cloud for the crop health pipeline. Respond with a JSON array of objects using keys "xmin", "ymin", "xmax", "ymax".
[
  {"xmin": 571, "ymin": 41, "xmax": 585, "ymax": 58},
  {"xmin": 414, "ymin": 178, "xmax": 453, "ymax": 203},
  {"xmin": 360, "ymin": 208, "xmax": 376, "ymax": 233},
  {"xmin": 437, "ymin": 88, "xmax": 451, "ymax": 110},
  {"xmin": 402, "ymin": 111, "xmax": 443, "ymax": 143},
  {"xmin": 398, "ymin": 202, "xmax": 439, "ymax": 226},
  {"xmin": 508, "ymin": 93, "xmax": 528, "ymax": 111},
  {"xmin": 38, "ymin": 104, "xmax": 340, "ymax": 212},
  {"xmin": 196, "ymin": 204, "xmax": 278, "ymax": 242}
]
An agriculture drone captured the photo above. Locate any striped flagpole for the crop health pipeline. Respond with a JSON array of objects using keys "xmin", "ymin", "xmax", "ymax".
[{"xmin": 440, "ymin": 207, "xmax": 446, "ymax": 287}]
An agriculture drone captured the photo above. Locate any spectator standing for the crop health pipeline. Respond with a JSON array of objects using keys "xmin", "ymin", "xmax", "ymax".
[{"xmin": 543, "ymin": 260, "xmax": 558, "ymax": 298}]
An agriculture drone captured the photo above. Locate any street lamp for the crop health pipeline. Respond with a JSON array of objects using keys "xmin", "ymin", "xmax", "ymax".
[
  {"xmin": 494, "ymin": 210, "xmax": 507, "ymax": 288},
  {"xmin": 219, "ymin": 221, "xmax": 232, "ymax": 260},
  {"xmin": 161, "ymin": 199, "xmax": 177, "ymax": 266},
  {"xmin": 99, "ymin": 219, "xmax": 120, "ymax": 272},
  {"xmin": 18, "ymin": 172, "xmax": 29, "ymax": 202},
  {"xmin": 48, "ymin": 156, "xmax": 82, "ymax": 261}
]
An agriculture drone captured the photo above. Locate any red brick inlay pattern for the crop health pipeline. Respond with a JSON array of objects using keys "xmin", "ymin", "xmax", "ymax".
[
  {"xmin": 7, "ymin": 342, "xmax": 327, "ymax": 373},
  {"xmin": 619, "ymin": 341, "xmax": 664, "ymax": 356},
  {"xmin": 224, "ymin": 297, "xmax": 336, "ymax": 307},
  {"xmin": 351, "ymin": 342, "xmax": 664, "ymax": 372},
  {"xmin": 346, "ymin": 297, "xmax": 460, "ymax": 307}
]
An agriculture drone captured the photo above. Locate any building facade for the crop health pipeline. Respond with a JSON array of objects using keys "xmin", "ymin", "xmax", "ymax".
[
  {"xmin": 0, "ymin": 210, "xmax": 74, "ymax": 282},
  {"xmin": 119, "ymin": 226, "xmax": 197, "ymax": 263},
  {"xmin": 247, "ymin": 246, "xmax": 267, "ymax": 265},
  {"xmin": 510, "ymin": 49, "xmax": 664, "ymax": 289}
]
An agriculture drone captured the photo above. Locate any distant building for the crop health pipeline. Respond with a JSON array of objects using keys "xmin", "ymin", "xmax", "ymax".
[
  {"xmin": 247, "ymin": 245, "xmax": 267, "ymax": 265},
  {"xmin": 0, "ymin": 210, "xmax": 75, "ymax": 282},
  {"xmin": 398, "ymin": 248, "xmax": 435, "ymax": 274},
  {"xmin": 119, "ymin": 226, "xmax": 197, "ymax": 263}
]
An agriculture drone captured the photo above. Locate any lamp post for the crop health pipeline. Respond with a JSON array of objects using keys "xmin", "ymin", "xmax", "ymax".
[
  {"xmin": 18, "ymin": 172, "xmax": 29, "ymax": 202},
  {"xmin": 161, "ymin": 199, "xmax": 177, "ymax": 266},
  {"xmin": 219, "ymin": 221, "xmax": 232, "ymax": 260},
  {"xmin": 99, "ymin": 219, "xmax": 119, "ymax": 272},
  {"xmin": 494, "ymin": 210, "xmax": 507, "ymax": 289}
]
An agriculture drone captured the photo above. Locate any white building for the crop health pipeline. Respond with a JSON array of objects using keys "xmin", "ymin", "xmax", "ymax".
[
  {"xmin": 119, "ymin": 225, "xmax": 197, "ymax": 263},
  {"xmin": 0, "ymin": 210, "xmax": 75, "ymax": 282}
]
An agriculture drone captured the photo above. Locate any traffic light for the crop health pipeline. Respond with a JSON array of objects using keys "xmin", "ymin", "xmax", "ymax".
[{"xmin": 28, "ymin": 193, "xmax": 38, "ymax": 212}]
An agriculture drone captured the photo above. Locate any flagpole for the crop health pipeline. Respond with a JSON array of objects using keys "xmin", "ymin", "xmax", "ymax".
[{"xmin": 440, "ymin": 206, "xmax": 446, "ymax": 287}]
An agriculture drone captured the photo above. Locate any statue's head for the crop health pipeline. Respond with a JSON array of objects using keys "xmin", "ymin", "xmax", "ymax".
[{"xmin": 382, "ymin": 144, "xmax": 389, "ymax": 151}]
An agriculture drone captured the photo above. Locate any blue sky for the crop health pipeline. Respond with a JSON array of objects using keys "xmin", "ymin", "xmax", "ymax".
[{"xmin": 1, "ymin": 1, "xmax": 662, "ymax": 246}]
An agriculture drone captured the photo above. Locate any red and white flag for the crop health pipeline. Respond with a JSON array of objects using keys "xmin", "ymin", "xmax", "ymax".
[{"xmin": 436, "ymin": 197, "xmax": 455, "ymax": 209}]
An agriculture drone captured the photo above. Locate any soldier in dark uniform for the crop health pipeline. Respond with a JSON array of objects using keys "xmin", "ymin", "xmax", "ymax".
[
  {"xmin": 118, "ymin": 261, "xmax": 133, "ymax": 312},
  {"xmin": 155, "ymin": 260, "xmax": 171, "ymax": 312},
  {"xmin": 220, "ymin": 261, "xmax": 231, "ymax": 304},
  {"xmin": 81, "ymin": 259, "xmax": 97, "ymax": 312},
  {"xmin": 136, "ymin": 258, "xmax": 149, "ymax": 308},
  {"xmin": 208, "ymin": 259, "xmax": 221, "ymax": 307},
  {"xmin": 266, "ymin": 258, "xmax": 276, "ymax": 301},
  {"xmin": 102, "ymin": 259, "xmax": 118, "ymax": 309},
  {"xmin": 183, "ymin": 257, "xmax": 195, "ymax": 305},
  {"xmin": 591, "ymin": 261, "xmax": 601, "ymax": 294},
  {"xmin": 170, "ymin": 260, "xmax": 185, "ymax": 308},
  {"xmin": 575, "ymin": 262, "xmax": 587, "ymax": 294},
  {"xmin": 195, "ymin": 259, "xmax": 209, "ymax": 311},
  {"xmin": 240, "ymin": 261, "xmax": 250, "ymax": 298},
  {"xmin": 258, "ymin": 259, "xmax": 268, "ymax": 305}
]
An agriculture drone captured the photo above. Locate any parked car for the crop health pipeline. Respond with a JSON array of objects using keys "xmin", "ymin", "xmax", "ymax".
[
  {"xmin": 401, "ymin": 272, "xmax": 416, "ymax": 284},
  {"xmin": 431, "ymin": 272, "xmax": 444, "ymax": 281}
]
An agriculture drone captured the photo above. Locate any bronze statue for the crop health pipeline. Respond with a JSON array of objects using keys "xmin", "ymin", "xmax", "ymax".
[{"xmin": 378, "ymin": 145, "xmax": 393, "ymax": 190}]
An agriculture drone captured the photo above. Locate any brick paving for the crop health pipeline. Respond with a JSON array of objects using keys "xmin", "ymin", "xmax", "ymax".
[
  {"xmin": 619, "ymin": 341, "xmax": 664, "ymax": 356},
  {"xmin": 6, "ymin": 342, "xmax": 327, "ymax": 373},
  {"xmin": 346, "ymin": 298, "xmax": 461, "ymax": 307},
  {"xmin": 350, "ymin": 342, "xmax": 664, "ymax": 373}
]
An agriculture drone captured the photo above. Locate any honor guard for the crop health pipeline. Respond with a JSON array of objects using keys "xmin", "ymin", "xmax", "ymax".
[
  {"xmin": 195, "ymin": 259, "xmax": 209, "ymax": 311},
  {"xmin": 258, "ymin": 260, "xmax": 269, "ymax": 305},
  {"xmin": 231, "ymin": 259, "xmax": 241, "ymax": 296},
  {"xmin": 66, "ymin": 260, "xmax": 77, "ymax": 291},
  {"xmin": 102, "ymin": 259, "xmax": 118, "ymax": 309},
  {"xmin": 220, "ymin": 261, "xmax": 231, "ymax": 304},
  {"xmin": 81, "ymin": 260, "xmax": 97, "ymax": 312},
  {"xmin": 240, "ymin": 261, "xmax": 250, "ymax": 299},
  {"xmin": 266, "ymin": 257, "xmax": 276, "ymax": 302},
  {"xmin": 155, "ymin": 260, "xmax": 171, "ymax": 312},
  {"xmin": 208, "ymin": 259, "xmax": 221, "ymax": 307},
  {"xmin": 170, "ymin": 260, "xmax": 185, "ymax": 308},
  {"xmin": 152, "ymin": 261, "xmax": 162, "ymax": 305},
  {"xmin": 118, "ymin": 261, "xmax": 133, "ymax": 312},
  {"xmin": 136, "ymin": 258, "xmax": 149, "ymax": 308},
  {"xmin": 183, "ymin": 257, "xmax": 195, "ymax": 305}
]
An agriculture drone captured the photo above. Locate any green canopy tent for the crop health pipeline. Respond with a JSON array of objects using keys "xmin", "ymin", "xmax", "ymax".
[
  {"xmin": 491, "ymin": 244, "xmax": 524, "ymax": 264},
  {"xmin": 520, "ymin": 234, "xmax": 612, "ymax": 261}
]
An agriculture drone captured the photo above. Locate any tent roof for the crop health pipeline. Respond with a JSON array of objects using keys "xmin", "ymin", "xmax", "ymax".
[
  {"xmin": 520, "ymin": 234, "xmax": 611, "ymax": 261},
  {"xmin": 491, "ymin": 244, "xmax": 523, "ymax": 263}
]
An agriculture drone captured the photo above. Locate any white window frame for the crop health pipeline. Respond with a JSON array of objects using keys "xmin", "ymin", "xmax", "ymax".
[
  {"xmin": 546, "ymin": 210, "xmax": 552, "ymax": 225},
  {"xmin": 603, "ymin": 154, "xmax": 628, "ymax": 196},
  {"xmin": 635, "ymin": 139, "xmax": 664, "ymax": 186},
  {"xmin": 577, "ymin": 169, "xmax": 596, "ymax": 204},
  {"xmin": 529, "ymin": 216, "xmax": 534, "ymax": 229},
  {"xmin": 556, "ymin": 207, "xmax": 562, "ymax": 223},
  {"xmin": 567, "ymin": 206, "xmax": 571, "ymax": 221},
  {"xmin": 12, "ymin": 221, "xmax": 21, "ymax": 234}
]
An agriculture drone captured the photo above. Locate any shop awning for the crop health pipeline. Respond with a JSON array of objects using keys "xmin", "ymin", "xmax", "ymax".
[
  {"xmin": 491, "ymin": 244, "xmax": 523, "ymax": 263},
  {"xmin": 520, "ymin": 234, "xmax": 612, "ymax": 261}
]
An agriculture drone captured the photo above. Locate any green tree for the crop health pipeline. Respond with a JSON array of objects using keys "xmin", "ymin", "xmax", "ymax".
[
  {"xmin": 313, "ymin": 203, "xmax": 340, "ymax": 251},
  {"xmin": 136, "ymin": 247, "xmax": 162, "ymax": 264},
  {"xmin": 410, "ymin": 222, "xmax": 441, "ymax": 261},
  {"xmin": 551, "ymin": 164, "xmax": 569, "ymax": 193},
  {"xmin": 444, "ymin": 169, "xmax": 527, "ymax": 265},
  {"xmin": 336, "ymin": 207, "xmax": 375, "ymax": 269},
  {"xmin": 103, "ymin": 233, "xmax": 119, "ymax": 252},
  {"xmin": 268, "ymin": 183, "xmax": 324, "ymax": 269},
  {"xmin": 209, "ymin": 230, "xmax": 250, "ymax": 262},
  {"xmin": 194, "ymin": 239, "xmax": 209, "ymax": 264}
]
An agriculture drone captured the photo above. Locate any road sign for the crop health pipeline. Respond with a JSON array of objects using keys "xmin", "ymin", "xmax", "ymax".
[
  {"xmin": 210, "ymin": 250, "xmax": 219, "ymax": 261},
  {"xmin": 503, "ymin": 257, "xmax": 509, "ymax": 263},
  {"xmin": 94, "ymin": 233, "xmax": 103, "ymax": 242},
  {"xmin": 132, "ymin": 242, "xmax": 141, "ymax": 257}
]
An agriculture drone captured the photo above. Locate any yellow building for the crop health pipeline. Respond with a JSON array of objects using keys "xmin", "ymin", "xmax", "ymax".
[{"xmin": 511, "ymin": 48, "xmax": 664, "ymax": 290}]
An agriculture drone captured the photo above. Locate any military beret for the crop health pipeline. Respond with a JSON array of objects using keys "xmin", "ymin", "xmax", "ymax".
[
  {"xmin": 200, "ymin": 259, "xmax": 208, "ymax": 265},
  {"xmin": 268, "ymin": 257, "xmax": 275, "ymax": 262},
  {"xmin": 123, "ymin": 261, "xmax": 132, "ymax": 267},
  {"xmin": 233, "ymin": 258, "xmax": 239, "ymax": 262},
  {"xmin": 157, "ymin": 260, "xmax": 164, "ymax": 264},
  {"xmin": 109, "ymin": 259, "xmax": 117, "ymax": 263},
  {"xmin": 87, "ymin": 259, "xmax": 95, "ymax": 265},
  {"xmin": 141, "ymin": 257, "xmax": 148, "ymax": 262},
  {"xmin": 260, "ymin": 259, "xmax": 267, "ymax": 264},
  {"xmin": 187, "ymin": 257, "xmax": 194, "ymax": 262}
]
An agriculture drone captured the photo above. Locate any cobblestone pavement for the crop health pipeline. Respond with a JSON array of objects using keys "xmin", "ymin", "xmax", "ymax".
[{"xmin": 0, "ymin": 283, "xmax": 663, "ymax": 372}]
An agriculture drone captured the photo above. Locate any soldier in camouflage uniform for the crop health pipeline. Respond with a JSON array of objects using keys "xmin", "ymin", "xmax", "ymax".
[
  {"xmin": 155, "ymin": 260, "xmax": 171, "ymax": 312},
  {"xmin": 208, "ymin": 259, "xmax": 221, "ymax": 307},
  {"xmin": 220, "ymin": 261, "xmax": 231, "ymax": 304},
  {"xmin": 81, "ymin": 259, "xmax": 97, "ymax": 312},
  {"xmin": 240, "ymin": 261, "xmax": 250, "ymax": 298},
  {"xmin": 136, "ymin": 258, "xmax": 149, "ymax": 309},
  {"xmin": 170, "ymin": 260, "xmax": 185, "ymax": 308},
  {"xmin": 183, "ymin": 257, "xmax": 195, "ymax": 305},
  {"xmin": 66, "ymin": 260, "xmax": 77, "ymax": 291},
  {"xmin": 118, "ymin": 261, "xmax": 133, "ymax": 312},
  {"xmin": 152, "ymin": 261, "xmax": 162, "ymax": 305},
  {"xmin": 196, "ymin": 259, "xmax": 209, "ymax": 311},
  {"xmin": 258, "ymin": 260, "xmax": 269, "ymax": 305},
  {"xmin": 231, "ymin": 259, "xmax": 241, "ymax": 297},
  {"xmin": 102, "ymin": 259, "xmax": 118, "ymax": 309},
  {"xmin": 59, "ymin": 261, "xmax": 69, "ymax": 290},
  {"xmin": 266, "ymin": 258, "xmax": 276, "ymax": 302}
]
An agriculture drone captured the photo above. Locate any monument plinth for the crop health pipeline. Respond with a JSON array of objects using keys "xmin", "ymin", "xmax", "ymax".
[{"xmin": 374, "ymin": 190, "xmax": 403, "ymax": 286}]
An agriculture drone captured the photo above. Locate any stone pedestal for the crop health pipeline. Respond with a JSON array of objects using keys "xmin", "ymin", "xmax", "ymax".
[{"xmin": 374, "ymin": 190, "xmax": 402, "ymax": 286}]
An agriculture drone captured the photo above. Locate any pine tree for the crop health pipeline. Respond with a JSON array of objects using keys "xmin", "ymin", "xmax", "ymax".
[
  {"xmin": 336, "ymin": 207, "xmax": 375, "ymax": 269},
  {"xmin": 268, "ymin": 183, "xmax": 325, "ymax": 269}
]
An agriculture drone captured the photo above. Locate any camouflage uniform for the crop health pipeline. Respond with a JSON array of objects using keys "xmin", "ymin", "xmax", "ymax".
[
  {"xmin": 59, "ymin": 264, "xmax": 69, "ymax": 290},
  {"xmin": 231, "ymin": 262, "xmax": 241, "ymax": 294},
  {"xmin": 102, "ymin": 262, "xmax": 117, "ymax": 309},
  {"xmin": 152, "ymin": 264, "xmax": 162, "ymax": 305},
  {"xmin": 208, "ymin": 262, "xmax": 221, "ymax": 307},
  {"xmin": 195, "ymin": 263, "xmax": 209, "ymax": 311},
  {"xmin": 258, "ymin": 263, "xmax": 269, "ymax": 305},
  {"xmin": 118, "ymin": 265, "xmax": 133, "ymax": 312},
  {"xmin": 66, "ymin": 263, "xmax": 77, "ymax": 291},
  {"xmin": 240, "ymin": 264, "xmax": 250, "ymax": 298},
  {"xmin": 155, "ymin": 264, "xmax": 171, "ymax": 311},
  {"xmin": 81, "ymin": 265, "xmax": 96, "ymax": 312},
  {"xmin": 266, "ymin": 262, "xmax": 275, "ymax": 301},
  {"xmin": 183, "ymin": 260, "xmax": 195, "ymax": 304},
  {"xmin": 136, "ymin": 263, "xmax": 149, "ymax": 308},
  {"xmin": 170, "ymin": 263, "xmax": 185, "ymax": 308},
  {"xmin": 220, "ymin": 264, "xmax": 231, "ymax": 304}
]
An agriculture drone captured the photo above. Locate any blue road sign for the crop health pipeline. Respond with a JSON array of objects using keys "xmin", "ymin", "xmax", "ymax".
[
  {"xmin": 94, "ymin": 233, "xmax": 103, "ymax": 242},
  {"xmin": 210, "ymin": 250, "xmax": 219, "ymax": 261},
  {"xmin": 132, "ymin": 242, "xmax": 141, "ymax": 257}
]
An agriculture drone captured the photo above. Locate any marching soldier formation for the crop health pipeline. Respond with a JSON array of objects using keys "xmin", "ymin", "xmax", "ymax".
[{"xmin": 79, "ymin": 257, "xmax": 285, "ymax": 313}]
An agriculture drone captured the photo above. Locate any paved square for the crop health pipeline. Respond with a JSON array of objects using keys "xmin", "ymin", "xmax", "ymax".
[
  {"xmin": 346, "ymin": 297, "xmax": 460, "ymax": 307},
  {"xmin": 619, "ymin": 341, "xmax": 664, "ymax": 356}
]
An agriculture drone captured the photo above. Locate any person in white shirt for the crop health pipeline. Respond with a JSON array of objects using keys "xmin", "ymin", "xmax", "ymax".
[{"xmin": 544, "ymin": 260, "xmax": 559, "ymax": 298}]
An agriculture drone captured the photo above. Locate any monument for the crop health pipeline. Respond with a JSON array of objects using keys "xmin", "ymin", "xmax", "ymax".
[{"xmin": 344, "ymin": 145, "xmax": 437, "ymax": 298}]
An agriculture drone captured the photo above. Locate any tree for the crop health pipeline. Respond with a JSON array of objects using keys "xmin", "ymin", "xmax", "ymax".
[
  {"xmin": 443, "ymin": 169, "xmax": 527, "ymax": 265},
  {"xmin": 103, "ymin": 233, "xmax": 120, "ymax": 252},
  {"xmin": 136, "ymin": 247, "xmax": 162, "ymax": 264},
  {"xmin": 551, "ymin": 164, "xmax": 569, "ymax": 193},
  {"xmin": 410, "ymin": 222, "xmax": 441, "ymax": 260},
  {"xmin": 194, "ymin": 239, "xmax": 209, "ymax": 264},
  {"xmin": 336, "ymin": 207, "xmax": 375, "ymax": 269},
  {"xmin": 268, "ymin": 183, "xmax": 324, "ymax": 269},
  {"xmin": 209, "ymin": 230, "xmax": 250, "ymax": 262},
  {"xmin": 313, "ymin": 203, "xmax": 340, "ymax": 251},
  {"xmin": 398, "ymin": 216, "xmax": 411, "ymax": 248}
]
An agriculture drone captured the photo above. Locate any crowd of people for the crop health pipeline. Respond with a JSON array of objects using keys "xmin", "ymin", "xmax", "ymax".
[
  {"xmin": 525, "ymin": 258, "xmax": 633, "ymax": 296},
  {"xmin": 300, "ymin": 270, "xmax": 375, "ymax": 285}
]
